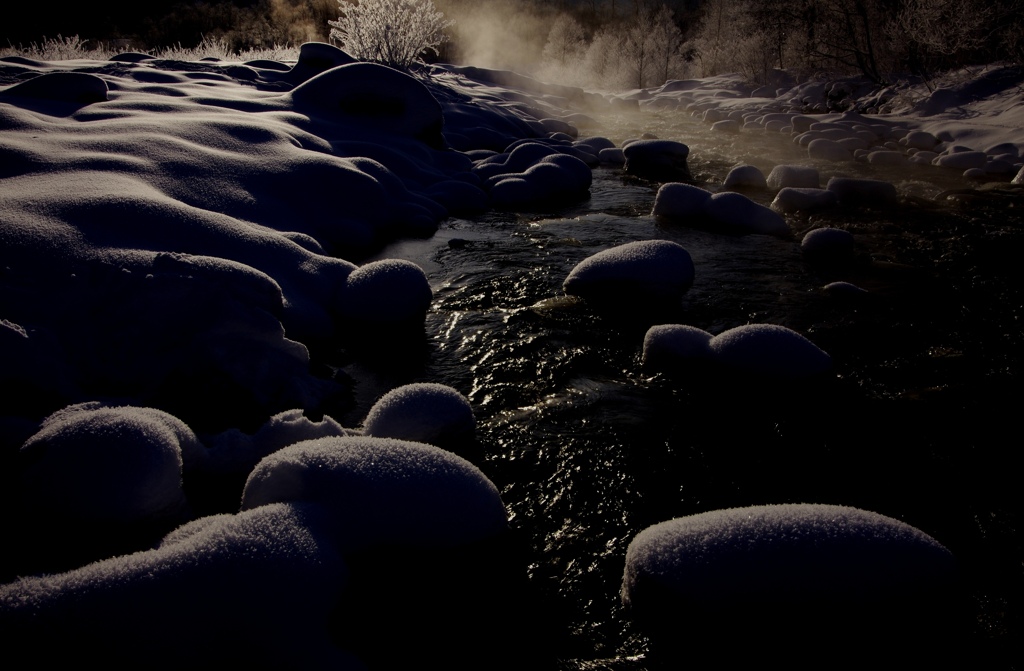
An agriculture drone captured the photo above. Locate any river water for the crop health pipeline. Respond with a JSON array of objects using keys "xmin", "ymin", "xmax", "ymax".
[{"xmin": 348, "ymin": 109, "xmax": 1022, "ymax": 669}]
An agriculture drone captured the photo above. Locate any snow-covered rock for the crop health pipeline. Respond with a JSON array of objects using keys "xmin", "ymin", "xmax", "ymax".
[
  {"xmin": 641, "ymin": 324, "xmax": 713, "ymax": 371},
  {"xmin": 703, "ymin": 192, "xmax": 790, "ymax": 235},
  {"xmin": 708, "ymin": 324, "xmax": 832, "ymax": 378},
  {"xmin": 623, "ymin": 140, "xmax": 692, "ymax": 181},
  {"xmin": 240, "ymin": 436, "xmax": 508, "ymax": 551},
  {"xmin": 766, "ymin": 165, "xmax": 820, "ymax": 189},
  {"xmin": 801, "ymin": 227, "xmax": 855, "ymax": 263},
  {"xmin": 770, "ymin": 187, "xmax": 838, "ymax": 213},
  {"xmin": 933, "ymin": 151, "xmax": 988, "ymax": 170},
  {"xmin": 339, "ymin": 259, "xmax": 432, "ymax": 325},
  {"xmin": 488, "ymin": 152, "xmax": 592, "ymax": 207},
  {"xmin": 623, "ymin": 503, "xmax": 954, "ymax": 608},
  {"xmin": 563, "ymin": 240, "xmax": 695, "ymax": 302},
  {"xmin": 19, "ymin": 403, "xmax": 197, "ymax": 525},
  {"xmin": 622, "ymin": 503, "xmax": 957, "ymax": 667},
  {"xmin": 0, "ymin": 502, "xmax": 358, "ymax": 669},
  {"xmin": 826, "ymin": 177, "xmax": 899, "ymax": 206},
  {"xmin": 362, "ymin": 383, "xmax": 476, "ymax": 449},
  {"xmin": 723, "ymin": 165, "xmax": 767, "ymax": 188},
  {"xmin": 807, "ymin": 138, "xmax": 853, "ymax": 162},
  {"xmin": 652, "ymin": 182, "xmax": 712, "ymax": 219}
]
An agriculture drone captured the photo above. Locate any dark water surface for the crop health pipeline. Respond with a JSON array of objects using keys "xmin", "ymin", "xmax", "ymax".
[{"xmin": 354, "ymin": 111, "xmax": 1023, "ymax": 669}]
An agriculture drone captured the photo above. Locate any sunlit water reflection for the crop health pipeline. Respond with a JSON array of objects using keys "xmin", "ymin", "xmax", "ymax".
[{"xmin": 353, "ymin": 109, "xmax": 1022, "ymax": 669}]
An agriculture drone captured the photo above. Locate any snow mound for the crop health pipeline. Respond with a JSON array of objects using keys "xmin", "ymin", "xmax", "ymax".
[
  {"xmin": 767, "ymin": 165, "xmax": 820, "ymax": 189},
  {"xmin": 807, "ymin": 138, "xmax": 853, "ymax": 161},
  {"xmin": 642, "ymin": 324, "xmax": 713, "ymax": 371},
  {"xmin": 702, "ymin": 192, "xmax": 789, "ymax": 236},
  {"xmin": 0, "ymin": 502, "xmax": 356, "ymax": 669},
  {"xmin": 826, "ymin": 177, "xmax": 899, "ymax": 205},
  {"xmin": 708, "ymin": 324, "xmax": 832, "ymax": 378},
  {"xmin": 563, "ymin": 240, "xmax": 695, "ymax": 302},
  {"xmin": 240, "ymin": 436, "xmax": 508, "ymax": 551},
  {"xmin": 623, "ymin": 140, "xmax": 692, "ymax": 181},
  {"xmin": 19, "ymin": 403, "xmax": 197, "ymax": 525},
  {"xmin": 362, "ymin": 383, "xmax": 476, "ymax": 449},
  {"xmin": 652, "ymin": 182, "xmax": 712, "ymax": 219},
  {"xmin": 339, "ymin": 259, "xmax": 432, "ymax": 325},
  {"xmin": 771, "ymin": 187, "xmax": 837, "ymax": 213},
  {"xmin": 723, "ymin": 165, "xmax": 767, "ymax": 188},
  {"xmin": 488, "ymin": 152, "xmax": 593, "ymax": 207},
  {"xmin": 205, "ymin": 409, "xmax": 351, "ymax": 474},
  {"xmin": 801, "ymin": 227, "xmax": 855, "ymax": 263},
  {"xmin": 289, "ymin": 62, "xmax": 444, "ymax": 148},
  {"xmin": 623, "ymin": 503, "xmax": 954, "ymax": 607}
]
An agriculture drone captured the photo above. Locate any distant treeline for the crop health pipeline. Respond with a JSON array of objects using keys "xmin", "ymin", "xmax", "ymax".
[
  {"xmin": 4, "ymin": 0, "xmax": 337, "ymax": 52},
  {"xmin": 6, "ymin": 0, "xmax": 1022, "ymax": 86}
]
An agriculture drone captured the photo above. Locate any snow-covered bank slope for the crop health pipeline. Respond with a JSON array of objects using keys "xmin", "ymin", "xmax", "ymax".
[
  {"xmin": 616, "ymin": 66, "xmax": 1024, "ymax": 177},
  {"xmin": 0, "ymin": 43, "xmax": 595, "ymax": 432}
]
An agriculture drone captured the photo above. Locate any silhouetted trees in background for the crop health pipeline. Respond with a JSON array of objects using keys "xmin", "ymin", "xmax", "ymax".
[{"xmin": 5, "ymin": 0, "xmax": 1022, "ymax": 88}]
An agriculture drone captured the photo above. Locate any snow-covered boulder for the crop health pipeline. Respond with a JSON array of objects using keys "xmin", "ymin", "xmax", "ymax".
[
  {"xmin": 642, "ymin": 324, "xmax": 713, "ymax": 372},
  {"xmin": 563, "ymin": 240, "xmax": 695, "ymax": 302},
  {"xmin": 623, "ymin": 503, "xmax": 954, "ymax": 607},
  {"xmin": 826, "ymin": 177, "xmax": 899, "ymax": 206},
  {"xmin": 766, "ymin": 165, "xmax": 820, "ymax": 189},
  {"xmin": 621, "ymin": 504, "xmax": 957, "ymax": 666},
  {"xmin": 362, "ymin": 383, "xmax": 476, "ymax": 450},
  {"xmin": 723, "ymin": 165, "xmax": 767, "ymax": 188},
  {"xmin": 807, "ymin": 138, "xmax": 853, "ymax": 162},
  {"xmin": 623, "ymin": 140, "xmax": 692, "ymax": 181},
  {"xmin": 599, "ymin": 147, "xmax": 626, "ymax": 165},
  {"xmin": 867, "ymin": 150, "xmax": 906, "ymax": 166},
  {"xmin": 703, "ymin": 192, "xmax": 790, "ymax": 235},
  {"xmin": 711, "ymin": 119, "xmax": 741, "ymax": 134},
  {"xmin": 801, "ymin": 227, "xmax": 855, "ymax": 264},
  {"xmin": 824, "ymin": 280, "xmax": 869, "ymax": 297},
  {"xmin": 933, "ymin": 151, "xmax": 988, "ymax": 170},
  {"xmin": 0, "ymin": 503, "xmax": 357, "ymax": 669},
  {"xmin": 289, "ymin": 61, "xmax": 444, "ymax": 149},
  {"xmin": 488, "ymin": 153, "xmax": 592, "ymax": 207},
  {"xmin": 708, "ymin": 324, "xmax": 832, "ymax": 378},
  {"xmin": 576, "ymin": 136, "xmax": 617, "ymax": 152},
  {"xmin": 770, "ymin": 187, "xmax": 837, "ymax": 213},
  {"xmin": 652, "ymin": 182, "xmax": 712, "ymax": 219},
  {"xmin": 19, "ymin": 404, "xmax": 197, "ymax": 526},
  {"xmin": 339, "ymin": 259, "xmax": 432, "ymax": 326},
  {"xmin": 240, "ymin": 436, "xmax": 508, "ymax": 551},
  {"xmin": 903, "ymin": 130, "xmax": 940, "ymax": 150}
]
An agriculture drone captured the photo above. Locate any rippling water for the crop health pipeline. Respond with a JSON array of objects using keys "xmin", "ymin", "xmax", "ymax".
[{"xmin": 351, "ymin": 110, "xmax": 1022, "ymax": 669}]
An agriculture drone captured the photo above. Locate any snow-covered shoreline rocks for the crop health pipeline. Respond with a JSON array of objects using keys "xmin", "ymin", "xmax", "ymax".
[
  {"xmin": 653, "ymin": 184, "xmax": 789, "ymax": 235},
  {"xmin": 643, "ymin": 323, "xmax": 831, "ymax": 379}
]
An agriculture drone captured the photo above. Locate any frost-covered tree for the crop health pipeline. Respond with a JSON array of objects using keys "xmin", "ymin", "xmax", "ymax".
[
  {"xmin": 621, "ymin": 3, "xmax": 683, "ymax": 88},
  {"xmin": 542, "ymin": 14, "xmax": 587, "ymax": 65},
  {"xmin": 329, "ymin": 0, "xmax": 454, "ymax": 68}
]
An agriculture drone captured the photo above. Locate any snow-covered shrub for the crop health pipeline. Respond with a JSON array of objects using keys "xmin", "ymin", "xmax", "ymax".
[{"xmin": 328, "ymin": 0, "xmax": 454, "ymax": 68}]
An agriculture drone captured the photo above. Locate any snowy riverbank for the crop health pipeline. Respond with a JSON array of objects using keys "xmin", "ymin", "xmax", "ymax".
[{"xmin": 2, "ymin": 43, "xmax": 1021, "ymax": 669}]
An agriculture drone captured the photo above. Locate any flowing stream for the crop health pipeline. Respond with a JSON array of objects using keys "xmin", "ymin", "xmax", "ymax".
[{"xmin": 346, "ymin": 109, "xmax": 1022, "ymax": 668}]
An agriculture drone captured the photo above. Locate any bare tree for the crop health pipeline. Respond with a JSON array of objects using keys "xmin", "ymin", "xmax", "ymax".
[{"xmin": 542, "ymin": 13, "xmax": 587, "ymax": 64}]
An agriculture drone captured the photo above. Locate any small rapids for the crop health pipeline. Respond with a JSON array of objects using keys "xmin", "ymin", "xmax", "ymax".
[{"xmin": 347, "ymin": 110, "xmax": 1022, "ymax": 669}]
